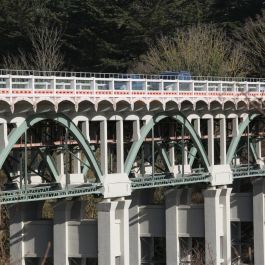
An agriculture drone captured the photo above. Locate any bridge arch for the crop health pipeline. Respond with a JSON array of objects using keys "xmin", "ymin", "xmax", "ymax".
[
  {"xmin": 124, "ymin": 112, "xmax": 210, "ymax": 174},
  {"xmin": 0, "ymin": 113, "xmax": 103, "ymax": 182},
  {"xmin": 226, "ymin": 113, "xmax": 260, "ymax": 164}
]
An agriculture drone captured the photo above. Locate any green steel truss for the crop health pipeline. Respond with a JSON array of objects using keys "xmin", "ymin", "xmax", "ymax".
[
  {"xmin": 0, "ymin": 167, "xmax": 265, "ymax": 204},
  {"xmin": 124, "ymin": 112, "xmax": 210, "ymax": 175},
  {"xmin": 0, "ymin": 113, "xmax": 103, "ymax": 182},
  {"xmin": 226, "ymin": 113, "xmax": 259, "ymax": 164},
  {"xmin": 1, "ymin": 112, "xmax": 265, "ymax": 204},
  {"xmin": 0, "ymin": 183, "xmax": 102, "ymax": 204}
]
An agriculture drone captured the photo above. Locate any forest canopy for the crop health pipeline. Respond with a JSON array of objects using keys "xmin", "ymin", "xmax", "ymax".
[{"xmin": 0, "ymin": 0, "xmax": 264, "ymax": 76}]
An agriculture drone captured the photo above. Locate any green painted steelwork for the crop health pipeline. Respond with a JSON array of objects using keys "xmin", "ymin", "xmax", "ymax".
[
  {"xmin": 124, "ymin": 112, "xmax": 209, "ymax": 175},
  {"xmin": 0, "ymin": 113, "xmax": 103, "ymax": 182},
  {"xmin": 38, "ymin": 148, "xmax": 60, "ymax": 182},
  {"xmin": 226, "ymin": 113, "xmax": 259, "ymax": 164},
  {"xmin": 155, "ymin": 142, "xmax": 171, "ymax": 170},
  {"xmin": 0, "ymin": 183, "xmax": 102, "ymax": 204},
  {"xmin": 250, "ymin": 142, "xmax": 258, "ymax": 162},
  {"xmin": 188, "ymin": 146, "xmax": 197, "ymax": 166},
  {"xmin": 0, "ymin": 165, "xmax": 265, "ymax": 204},
  {"xmin": 131, "ymin": 173, "xmax": 210, "ymax": 189}
]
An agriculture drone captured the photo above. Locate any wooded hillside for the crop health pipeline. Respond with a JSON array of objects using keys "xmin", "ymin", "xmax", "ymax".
[{"xmin": 0, "ymin": 0, "xmax": 264, "ymax": 76}]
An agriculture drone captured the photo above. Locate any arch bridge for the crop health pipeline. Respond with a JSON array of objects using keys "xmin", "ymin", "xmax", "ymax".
[{"xmin": 0, "ymin": 70, "xmax": 264, "ymax": 203}]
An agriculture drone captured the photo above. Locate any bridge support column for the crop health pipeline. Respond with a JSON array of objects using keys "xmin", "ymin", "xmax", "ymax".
[
  {"xmin": 231, "ymin": 116, "xmax": 240, "ymax": 165},
  {"xmin": 208, "ymin": 118, "xmax": 214, "ymax": 165},
  {"xmin": 81, "ymin": 119, "xmax": 90, "ymax": 141},
  {"xmin": 194, "ymin": 118, "xmax": 201, "ymax": 137},
  {"xmin": 116, "ymin": 199, "xmax": 131, "ymax": 265},
  {"xmin": 0, "ymin": 122, "xmax": 8, "ymax": 149},
  {"xmin": 116, "ymin": 120, "xmax": 124, "ymax": 173},
  {"xmin": 204, "ymin": 187, "xmax": 232, "ymax": 265},
  {"xmin": 165, "ymin": 188, "xmax": 182, "ymax": 265},
  {"xmin": 232, "ymin": 116, "xmax": 239, "ymax": 137},
  {"xmin": 169, "ymin": 145, "xmax": 175, "ymax": 168},
  {"xmin": 169, "ymin": 123, "xmax": 175, "ymax": 168},
  {"xmin": 129, "ymin": 193, "xmax": 141, "ymax": 265},
  {"xmin": 9, "ymin": 202, "xmax": 44, "ymax": 265},
  {"xmin": 183, "ymin": 143, "xmax": 189, "ymax": 166},
  {"xmin": 220, "ymin": 188, "xmax": 232, "ymax": 264},
  {"xmin": 98, "ymin": 198, "xmax": 131, "ymax": 265},
  {"xmin": 73, "ymin": 150, "xmax": 81, "ymax": 174},
  {"xmin": 56, "ymin": 150, "xmax": 64, "ymax": 176},
  {"xmin": 133, "ymin": 120, "xmax": 140, "ymax": 141},
  {"xmin": 53, "ymin": 200, "xmax": 73, "ymax": 265},
  {"xmin": 220, "ymin": 118, "xmax": 226, "ymax": 164},
  {"xmin": 100, "ymin": 120, "xmax": 108, "ymax": 175},
  {"xmin": 9, "ymin": 204, "xmax": 25, "ymax": 265},
  {"xmin": 253, "ymin": 178, "xmax": 265, "ymax": 264}
]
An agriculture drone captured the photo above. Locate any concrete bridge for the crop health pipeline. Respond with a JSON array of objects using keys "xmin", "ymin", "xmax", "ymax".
[{"xmin": 1, "ymin": 70, "xmax": 265, "ymax": 264}]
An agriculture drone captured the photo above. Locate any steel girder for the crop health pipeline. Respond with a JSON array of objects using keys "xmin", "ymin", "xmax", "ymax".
[
  {"xmin": 226, "ymin": 113, "xmax": 259, "ymax": 165},
  {"xmin": 0, "ymin": 113, "xmax": 103, "ymax": 182},
  {"xmin": 124, "ymin": 112, "xmax": 210, "ymax": 175}
]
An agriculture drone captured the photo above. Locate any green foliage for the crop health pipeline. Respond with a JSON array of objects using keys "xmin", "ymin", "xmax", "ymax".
[{"xmin": 0, "ymin": 0, "xmax": 263, "ymax": 73}]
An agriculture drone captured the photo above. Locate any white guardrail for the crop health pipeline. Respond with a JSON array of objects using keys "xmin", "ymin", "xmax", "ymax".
[{"xmin": 0, "ymin": 70, "xmax": 264, "ymax": 98}]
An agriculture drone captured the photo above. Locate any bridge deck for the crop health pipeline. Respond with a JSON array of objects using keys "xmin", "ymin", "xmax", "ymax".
[{"xmin": 0, "ymin": 71, "xmax": 264, "ymax": 100}]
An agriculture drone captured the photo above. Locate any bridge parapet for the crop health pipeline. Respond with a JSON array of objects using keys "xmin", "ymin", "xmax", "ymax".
[{"xmin": 0, "ymin": 70, "xmax": 264, "ymax": 111}]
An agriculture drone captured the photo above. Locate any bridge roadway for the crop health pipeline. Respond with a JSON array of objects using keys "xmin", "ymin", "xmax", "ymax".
[{"xmin": 1, "ymin": 70, "xmax": 265, "ymax": 205}]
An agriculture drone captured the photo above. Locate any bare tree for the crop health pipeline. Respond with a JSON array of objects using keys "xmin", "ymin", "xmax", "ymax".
[
  {"xmin": 3, "ymin": 49, "xmax": 30, "ymax": 70},
  {"xmin": 238, "ymin": 10, "xmax": 265, "ymax": 77},
  {"xmin": 29, "ymin": 25, "xmax": 63, "ymax": 71},
  {"xmin": 130, "ymin": 24, "xmax": 247, "ymax": 77},
  {"xmin": 3, "ymin": 24, "xmax": 64, "ymax": 71}
]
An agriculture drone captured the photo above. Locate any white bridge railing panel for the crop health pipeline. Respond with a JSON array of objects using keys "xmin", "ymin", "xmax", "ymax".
[{"xmin": 0, "ymin": 72, "xmax": 264, "ymax": 100}]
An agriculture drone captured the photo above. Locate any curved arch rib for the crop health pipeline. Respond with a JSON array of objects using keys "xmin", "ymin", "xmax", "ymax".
[
  {"xmin": 0, "ymin": 113, "xmax": 103, "ymax": 182},
  {"xmin": 124, "ymin": 112, "xmax": 209, "ymax": 175},
  {"xmin": 226, "ymin": 113, "xmax": 259, "ymax": 165}
]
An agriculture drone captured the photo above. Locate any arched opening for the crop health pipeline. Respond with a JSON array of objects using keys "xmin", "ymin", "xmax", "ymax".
[
  {"xmin": 149, "ymin": 100, "xmax": 164, "ymax": 112},
  {"xmin": 133, "ymin": 100, "xmax": 148, "ymax": 112},
  {"xmin": 0, "ymin": 100, "xmax": 11, "ymax": 114},
  {"xmin": 97, "ymin": 100, "xmax": 114, "ymax": 112},
  {"xmin": 58, "ymin": 100, "xmax": 76, "ymax": 113},
  {"xmin": 14, "ymin": 100, "xmax": 34, "ymax": 114},
  {"xmin": 195, "ymin": 100, "xmax": 208, "ymax": 112},
  {"xmin": 78, "ymin": 100, "xmax": 95, "ymax": 113},
  {"xmin": 116, "ymin": 100, "xmax": 131, "ymax": 112},
  {"xmin": 37, "ymin": 100, "xmax": 56, "ymax": 113},
  {"xmin": 210, "ymin": 100, "xmax": 222, "ymax": 111},
  {"xmin": 181, "ymin": 100, "xmax": 193, "ymax": 112}
]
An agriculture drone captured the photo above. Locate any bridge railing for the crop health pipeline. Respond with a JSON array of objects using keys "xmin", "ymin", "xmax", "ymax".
[
  {"xmin": 0, "ymin": 69, "xmax": 264, "ymax": 82},
  {"xmin": 0, "ymin": 70, "xmax": 265, "ymax": 98}
]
